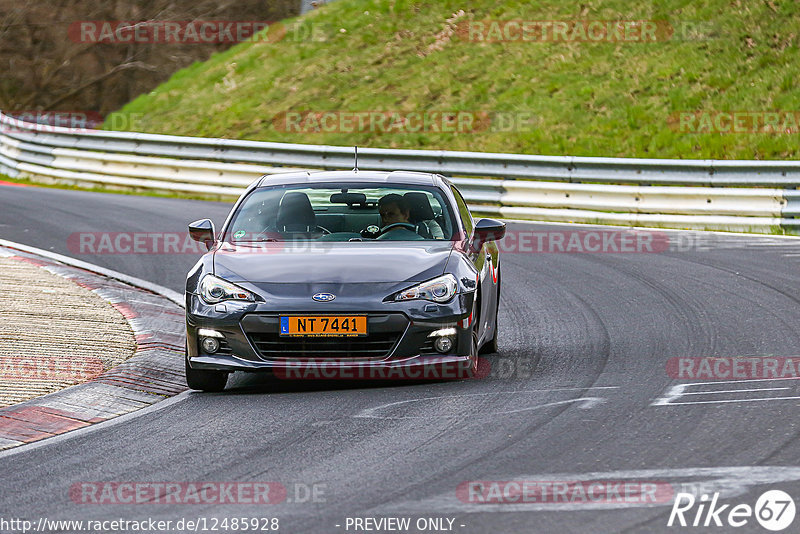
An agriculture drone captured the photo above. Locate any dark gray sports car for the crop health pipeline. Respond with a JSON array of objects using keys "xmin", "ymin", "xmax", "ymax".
[{"xmin": 184, "ymin": 170, "xmax": 505, "ymax": 391}]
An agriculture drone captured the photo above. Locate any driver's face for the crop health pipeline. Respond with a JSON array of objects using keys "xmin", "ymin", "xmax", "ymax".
[{"xmin": 379, "ymin": 203, "xmax": 409, "ymax": 227}]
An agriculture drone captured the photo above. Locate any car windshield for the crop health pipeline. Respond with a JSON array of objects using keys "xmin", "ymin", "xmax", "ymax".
[{"xmin": 225, "ymin": 183, "xmax": 456, "ymax": 242}]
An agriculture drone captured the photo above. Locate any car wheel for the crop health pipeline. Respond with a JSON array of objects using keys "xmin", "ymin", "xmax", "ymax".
[
  {"xmin": 479, "ymin": 268, "xmax": 500, "ymax": 355},
  {"xmin": 480, "ymin": 312, "xmax": 499, "ymax": 355},
  {"xmin": 466, "ymin": 328, "xmax": 480, "ymax": 378},
  {"xmin": 185, "ymin": 353, "xmax": 229, "ymax": 392}
]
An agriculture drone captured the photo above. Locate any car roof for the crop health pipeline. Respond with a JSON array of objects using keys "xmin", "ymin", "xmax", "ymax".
[{"xmin": 256, "ymin": 170, "xmax": 445, "ymax": 188}]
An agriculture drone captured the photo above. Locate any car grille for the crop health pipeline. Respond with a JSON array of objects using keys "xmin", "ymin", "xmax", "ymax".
[
  {"xmin": 241, "ymin": 313, "xmax": 409, "ymax": 361},
  {"xmin": 248, "ymin": 332, "xmax": 399, "ymax": 360},
  {"xmin": 419, "ymin": 338, "xmax": 437, "ymax": 355},
  {"xmin": 217, "ymin": 339, "xmax": 233, "ymax": 355}
]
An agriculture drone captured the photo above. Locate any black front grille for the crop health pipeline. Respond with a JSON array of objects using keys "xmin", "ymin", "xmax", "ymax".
[
  {"xmin": 248, "ymin": 332, "xmax": 399, "ymax": 360},
  {"xmin": 420, "ymin": 338, "xmax": 437, "ymax": 355},
  {"xmin": 217, "ymin": 339, "xmax": 233, "ymax": 355}
]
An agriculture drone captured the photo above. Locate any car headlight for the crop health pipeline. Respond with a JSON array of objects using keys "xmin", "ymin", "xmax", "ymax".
[
  {"xmin": 199, "ymin": 275, "xmax": 255, "ymax": 304},
  {"xmin": 394, "ymin": 274, "xmax": 458, "ymax": 303}
]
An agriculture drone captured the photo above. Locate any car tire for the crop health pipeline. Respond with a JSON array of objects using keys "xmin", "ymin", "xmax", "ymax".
[
  {"xmin": 185, "ymin": 354, "xmax": 229, "ymax": 392},
  {"xmin": 479, "ymin": 268, "xmax": 500, "ymax": 355},
  {"xmin": 466, "ymin": 328, "xmax": 480, "ymax": 378}
]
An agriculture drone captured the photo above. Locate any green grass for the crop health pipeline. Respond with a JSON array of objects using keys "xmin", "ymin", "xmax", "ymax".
[{"xmin": 105, "ymin": 0, "xmax": 800, "ymax": 159}]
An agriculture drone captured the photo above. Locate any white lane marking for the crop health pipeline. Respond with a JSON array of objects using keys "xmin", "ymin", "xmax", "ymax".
[
  {"xmin": 657, "ymin": 396, "xmax": 800, "ymax": 406},
  {"xmin": 355, "ymin": 391, "xmax": 608, "ymax": 419},
  {"xmin": 679, "ymin": 387, "xmax": 791, "ymax": 395},
  {"xmin": 0, "ymin": 390, "xmax": 191, "ymax": 460},
  {"xmin": 379, "ymin": 466, "xmax": 800, "ymax": 513},
  {"xmin": 526, "ymin": 386, "xmax": 619, "ymax": 391},
  {"xmin": 652, "ymin": 377, "xmax": 800, "ymax": 406}
]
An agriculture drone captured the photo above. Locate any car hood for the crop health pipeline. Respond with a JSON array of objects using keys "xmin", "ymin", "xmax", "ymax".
[{"xmin": 213, "ymin": 241, "xmax": 455, "ymax": 284}]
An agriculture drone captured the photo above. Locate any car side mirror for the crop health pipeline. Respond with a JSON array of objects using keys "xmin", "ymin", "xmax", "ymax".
[
  {"xmin": 189, "ymin": 219, "xmax": 216, "ymax": 251},
  {"xmin": 472, "ymin": 218, "xmax": 506, "ymax": 250}
]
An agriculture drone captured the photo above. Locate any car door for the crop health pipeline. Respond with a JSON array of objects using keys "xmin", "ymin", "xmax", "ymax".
[{"xmin": 450, "ymin": 184, "xmax": 494, "ymax": 342}]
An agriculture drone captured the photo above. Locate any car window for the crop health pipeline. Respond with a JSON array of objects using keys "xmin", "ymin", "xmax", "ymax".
[
  {"xmin": 225, "ymin": 184, "xmax": 456, "ymax": 242},
  {"xmin": 450, "ymin": 185, "xmax": 473, "ymax": 238}
]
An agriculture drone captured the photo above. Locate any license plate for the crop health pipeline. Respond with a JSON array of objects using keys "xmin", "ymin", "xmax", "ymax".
[{"xmin": 280, "ymin": 316, "xmax": 367, "ymax": 337}]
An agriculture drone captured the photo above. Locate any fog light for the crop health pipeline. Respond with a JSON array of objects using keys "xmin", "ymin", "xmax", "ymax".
[
  {"xmin": 198, "ymin": 328, "xmax": 224, "ymax": 338},
  {"xmin": 201, "ymin": 337, "xmax": 220, "ymax": 354},
  {"xmin": 434, "ymin": 336, "xmax": 454, "ymax": 353},
  {"xmin": 428, "ymin": 327, "xmax": 457, "ymax": 338}
]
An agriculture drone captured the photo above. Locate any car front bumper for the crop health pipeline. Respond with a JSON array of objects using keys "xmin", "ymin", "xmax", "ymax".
[{"xmin": 186, "ymin": 291, "xmax": 477, "ymax": 379}]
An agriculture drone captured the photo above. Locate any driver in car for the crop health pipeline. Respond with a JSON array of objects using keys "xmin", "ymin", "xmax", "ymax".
[{"xmin": 377, "ymin": 194, "xmax": 424, "ymax": 240}]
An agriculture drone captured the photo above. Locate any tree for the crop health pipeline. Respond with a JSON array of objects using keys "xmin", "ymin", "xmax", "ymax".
[{"xmin": 0, "ymin": 0, "xmax": 298, "ymax": 116}]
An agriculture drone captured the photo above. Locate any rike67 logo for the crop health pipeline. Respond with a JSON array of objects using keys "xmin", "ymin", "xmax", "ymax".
[{"xmin": 668, "ymin": 490, "xmax": 795, "ymax": 531}]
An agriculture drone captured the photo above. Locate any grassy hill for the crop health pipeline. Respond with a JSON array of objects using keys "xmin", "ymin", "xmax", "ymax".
[{"xmin": 106, "ymin": 0, "xmax": 800, "ymax": 160}]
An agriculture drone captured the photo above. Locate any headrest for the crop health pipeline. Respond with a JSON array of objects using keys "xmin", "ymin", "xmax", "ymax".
[
  {"xmin": 403, "ymin": 192, "xmax": 435, "ymax": 222},
  {"xmin": 276, "ymin": 192, "xmax": 315, "ymax": 232}
]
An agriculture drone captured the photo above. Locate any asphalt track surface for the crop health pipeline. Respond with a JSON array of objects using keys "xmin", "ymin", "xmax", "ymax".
[{"xmin": 2, "ymin": 185, "xmax": 800, "ymax": 533}]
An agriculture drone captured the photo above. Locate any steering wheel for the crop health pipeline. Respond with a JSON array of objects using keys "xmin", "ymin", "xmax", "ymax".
[
  {"xmin": 315, "ymin": 225, "xmax": 332, "ymax": 235},
  {"xmin": 379, "ymin": 222, "xmax": 417, "ymax": 235}
]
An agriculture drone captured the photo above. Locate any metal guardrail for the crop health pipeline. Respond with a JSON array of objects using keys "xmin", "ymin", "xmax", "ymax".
[{"xmin": 0, "ymin": 112, "xmax": 798, "ymax": 232}]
